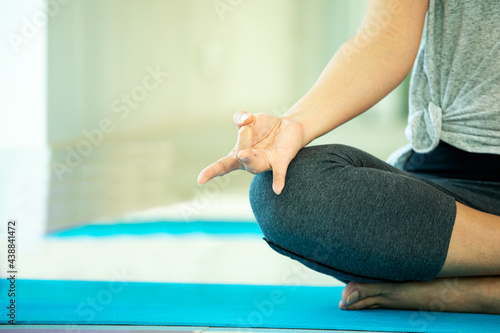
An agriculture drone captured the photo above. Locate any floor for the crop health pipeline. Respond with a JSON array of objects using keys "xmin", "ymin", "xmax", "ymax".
[{"xmin": 0, "ymin": 194, "xmax": 342, "ymax": 287}]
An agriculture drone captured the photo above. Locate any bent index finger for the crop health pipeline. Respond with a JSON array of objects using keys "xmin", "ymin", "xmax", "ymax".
[
  {"xmin": 233, "ymin": 111, "xmax": 254, "ymax": 128},
  {"xmin": 236, "ymin": 124, "xmax": 254, "ymax": 159},
  {"xmin": 197, "ymin": 153, "xmax": 242, "ymax": 185}
]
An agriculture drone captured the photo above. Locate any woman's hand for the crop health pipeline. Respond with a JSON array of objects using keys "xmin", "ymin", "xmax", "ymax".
[{"xmin": 197, "ymin": 111, "xmax": 306, "ymax": 195}]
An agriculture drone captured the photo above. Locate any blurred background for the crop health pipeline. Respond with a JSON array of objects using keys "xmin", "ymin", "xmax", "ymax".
[{"xmin": 0, "ymin": 0, "xmax": 409, "ymax": 286}]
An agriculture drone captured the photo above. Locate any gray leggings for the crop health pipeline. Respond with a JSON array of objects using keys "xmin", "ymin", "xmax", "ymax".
[{"xmin": 249, "ymin": 144, "xmax": 500, "ymax": 284}]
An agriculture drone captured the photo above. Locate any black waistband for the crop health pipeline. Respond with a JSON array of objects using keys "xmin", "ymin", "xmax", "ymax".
[{"xmin": 403, "ymin": 141, "xmax": 500, "ymax": 182}]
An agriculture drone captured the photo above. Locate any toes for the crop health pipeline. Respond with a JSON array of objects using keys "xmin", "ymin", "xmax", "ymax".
[
  {"xmin": 347, "ymin": 290, "xmax": 360, "ymax": 305},
  {"xmin": 341, "ymin": 281, "xmax": 362, "ymax": 301},
  {"xmin": 340, "ymin": 281, "xmax": 387, "ymax": 310},
  {"xmin": 341, "ymin": 282, "xmax": 367, "ymax": 305},
  {"xmin": 344, "ymin": 296, "xmax": 383, "ymax": 310}
]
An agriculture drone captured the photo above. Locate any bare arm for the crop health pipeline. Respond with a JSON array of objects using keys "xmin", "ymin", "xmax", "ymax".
[
  {"xmin": 198, "ymin": 0, "xmax": 429, "ymax": 194},
  {"xmin": 285, "ymin": 0, "xmax": 429, "ymax": 146}
]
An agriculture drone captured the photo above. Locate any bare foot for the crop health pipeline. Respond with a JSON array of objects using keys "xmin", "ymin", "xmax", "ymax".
[{"xmin": 339, "ymin": 276, "xmax": 500, "ymax": 314}]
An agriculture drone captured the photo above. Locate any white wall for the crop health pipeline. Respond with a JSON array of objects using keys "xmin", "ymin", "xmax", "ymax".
[
  {"xmin": 46, "ymin": 0, "xmax": 310, "ymax": 230},
  {"xmin": 0, "ymin": 0, "xmax": 49, "ymax": 250},
  {"xmin": 45, "ymin": 0, "xmax": 409, "ymax": 231}
]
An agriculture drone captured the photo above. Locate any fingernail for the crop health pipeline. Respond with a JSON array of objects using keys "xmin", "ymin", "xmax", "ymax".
[
  {"xmin": 273, "ymin": 186, "xmax": 282, "ymax": 195},
  {"xmin": 239, "ymin": 113, "xmax": 251, "ymax": 123},
  {"xmin": 346, "ymin": 290, "xmax": 359, "ymax": 305}
]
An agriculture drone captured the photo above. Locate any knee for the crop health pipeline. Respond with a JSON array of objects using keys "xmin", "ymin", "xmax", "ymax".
[
  {"xmin": 248, "ymin": 151, "xmax": 370, "ymax": 283},
  {"xmin": 249, "ymin": 168, "xmax": 309, "ymax": 245},
  {"xmin": 249, "ymin": 144, "xmax": 353, "ymax": 242},
  {"xmin": 249, "ymin": 170, "xmax": 280, "ymax": 241}
]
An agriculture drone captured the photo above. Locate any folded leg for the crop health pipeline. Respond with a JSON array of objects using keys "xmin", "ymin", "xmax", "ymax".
[{"xmin": 249, "ymin": 144, "xmax": 457, "ymax": 283}]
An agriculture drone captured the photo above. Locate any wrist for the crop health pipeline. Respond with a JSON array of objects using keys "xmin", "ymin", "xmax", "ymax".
[
  {"xmin": 283, "ymin": 92, "xmax": 336, "ymax": 144},
  {"xmin": 280, "ymin": 111, "xmax": 314, "ymax": 148}
]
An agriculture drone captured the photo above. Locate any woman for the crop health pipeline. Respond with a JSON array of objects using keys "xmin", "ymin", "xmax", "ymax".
[{"xmin": 198, "ymin": 0, "xmax": 500, "ymax": 314}]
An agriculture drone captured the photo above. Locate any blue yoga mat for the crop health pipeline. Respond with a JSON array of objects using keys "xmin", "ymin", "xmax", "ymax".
[
  {"xmin": 49, "ymin": 221, "xmax": 262, "ymax": 237},
  {"xmin": 1, "ymin": 280, "xmax": 499, "ymax": 332}
]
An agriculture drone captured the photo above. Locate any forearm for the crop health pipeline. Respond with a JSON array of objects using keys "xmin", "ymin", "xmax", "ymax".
[{"xmin": 284, "ymin": 27, "xmax": 421, "ymax": 146}]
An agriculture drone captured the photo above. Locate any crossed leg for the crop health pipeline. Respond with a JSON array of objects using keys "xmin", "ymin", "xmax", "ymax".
[
  {"xmin": 340, "ymin": 202, "xmax": 500, "ymax": 314},
  {"xmin": 249, "ymin": 144, "xmax": 500, "ymax": 314}
]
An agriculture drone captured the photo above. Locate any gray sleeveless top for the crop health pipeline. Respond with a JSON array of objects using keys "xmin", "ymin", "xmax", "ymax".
[{"xmin": 388, "ymin": 0, "xmax": 500, "ymax": 168}]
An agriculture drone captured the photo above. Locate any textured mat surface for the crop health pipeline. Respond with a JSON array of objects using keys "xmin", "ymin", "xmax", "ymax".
[{"xmin": 1, "ymin": 280, "xmax": 499, "ymax": 332}]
